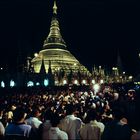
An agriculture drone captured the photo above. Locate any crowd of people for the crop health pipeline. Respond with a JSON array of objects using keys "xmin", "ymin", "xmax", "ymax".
[{"xmin": 0, "ymin": 85, "xmax": 140, "ymax": 140}]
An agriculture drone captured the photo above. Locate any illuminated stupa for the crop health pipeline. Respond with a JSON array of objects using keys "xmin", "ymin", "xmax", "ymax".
[{"xmin": 32, "ymin": 1, "xmax": 90, "ymax": 75}]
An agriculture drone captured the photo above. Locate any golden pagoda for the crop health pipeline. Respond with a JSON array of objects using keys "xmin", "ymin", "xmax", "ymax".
[{"xmin": 31, "ymin": 1, "xmax": 90, "ymax": 76}]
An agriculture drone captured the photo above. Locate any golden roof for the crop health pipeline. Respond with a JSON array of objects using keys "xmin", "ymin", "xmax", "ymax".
[{"xmin": 32, "ymin": 1, "xmax": 90, "ymax": 75}]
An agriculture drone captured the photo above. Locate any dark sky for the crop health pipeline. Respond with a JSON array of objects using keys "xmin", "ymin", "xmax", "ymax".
[{"xmin": 0, "ymin": 0, "xmax": 139, "ymax": 76}]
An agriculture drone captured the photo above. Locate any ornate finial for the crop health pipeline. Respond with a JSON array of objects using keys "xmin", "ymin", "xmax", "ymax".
[
  {"xmin": 53, "ymin": 0, "xmax": 57, "ymax": 15},
  {"xmin": 43, "ymin": 0, "xmax": 66, "ymax": 49}
]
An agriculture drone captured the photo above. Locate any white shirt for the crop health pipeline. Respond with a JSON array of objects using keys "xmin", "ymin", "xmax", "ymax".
[
  {"xmin": 43, "ymin": 127, "xmax": 68, "ymax": 140},
  {"xmin": 25, "ymin": 117, "xmax": 42, "ymax": 129},
  {"xmin": 92, "ymin": 120, "xmax": 105, "ymax": 133},
  {"xmin": 59, "ymin": 114, "xmax": 82, "ymax": 140},
  {"xmin": 80, "ymin": 120, "xmax": 102, "ymax": 140},
  {"xmin": 0, "ymin": 122, "xmax": 5, "ymax": 136}
]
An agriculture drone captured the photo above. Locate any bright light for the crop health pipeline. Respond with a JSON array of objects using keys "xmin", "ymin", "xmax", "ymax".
[
  {"xmin": 100, "ymin": 79, "xmax": 104, "ymax": 84},
  {"xmin": 1, "ymin": 81, "xmax": 5, "ymax": 88},
  {"xmin": 129, "ymin": 76, "xmax": 133, "ymax": 79},
  {"xmin": 34, "ymin": 53, "xmax": 38, "ymax": 57},
  {"xmin": 36, "ymin": 82, "xmax": 40, "ymax": 86},
  {"xmin": 44, "ymin": 79, "xmax": 49, "ymax": 86},
  {"xmin": 123, "ymin": 72, "xmax": 125, "ymax": 74},
  {"xmin": 82, "ymin": 80, "xmax": 86, "ymax": 84},
  {"xmin": 74, "ymin": 63, "xmax": 77, "ymax": 66},
  {"xmin": 10, "ymin": 80, "xmax": 15, "ymax": 87},
  {"xmin": 91, "ymin": 79, "xmax": 95, "ymax": 84},
  {"xmin": 27, "ymin": 81, "xmax": 34, "ymax": 87},
  {"xmin": 63, "ymin": 80, "xmax": 67, "ymax": 85},
  {"xmin": 93, "ymin": 84, "xmax": 100, "ymax": 93},
  {"xmin": 74, "ymin": 80, "xmax": 78, "ymax": 85},
  {"xmin": 0, "ymin": 68, "xmax": 3, "ymax": 70},
  {"xmin": 112, "ymin": 67, "xmax": 118, "ymax": 70}
]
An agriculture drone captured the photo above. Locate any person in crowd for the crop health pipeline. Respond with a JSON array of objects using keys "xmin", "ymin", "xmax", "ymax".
[
  {"xmin": 59, "ymin": 104, "xmax": 82, "ymax": 139},
  {"xmin": 5, "ymin": 107, "xmax": 32, "ymax": 140},
  {"xmin": 131, "ymin": 129, "xmax": 140, "ymax": 140},
  {"xmin": 0, "ymin": 86, "xmax": 138, "ymax": 140},
  {"xmin": 7, "ymin": 105, "xmax": 16, "ymax": 123},
  {"xmin": 0, "ymin": 121, "xmax": 5, "ymax": 140},
  {"xmin": 0, "ymin": 108, "xmax": 9, "ymax": 128},
  {"xmin": 25, "ymin": 107, "xmax": 42, "ymax": 129},
  {"xmin": 0, "ymin": 107, "xmax": 4, "ymax": 120},
  {"xmin": 101, "ymin": 108, "xmax": 132, "ymax": 140},
  {"xmin": 42, "ymin": 112, "xmax": 68, "ymax": 140},
  {"xmin": 131, "ymin": 90, "xmax": 140, "ymax": 140},
  {"xmin": 80, "ymin": 108, "xmax": 104, "ymax": 140},
  {"xmin": 38, "ymin": 109, "xmax": 53, "ymax": 140}
]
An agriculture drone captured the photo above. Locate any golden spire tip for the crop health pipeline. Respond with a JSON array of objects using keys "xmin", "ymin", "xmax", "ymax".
[{"xmin": 53, "ymin": 0, "xmax": 57, "ymax": 14}]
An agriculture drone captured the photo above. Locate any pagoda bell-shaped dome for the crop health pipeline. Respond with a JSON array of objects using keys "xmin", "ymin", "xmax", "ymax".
[{"xmin": 31, "ymin": 1, "xmax": 90, "ymax": 75}]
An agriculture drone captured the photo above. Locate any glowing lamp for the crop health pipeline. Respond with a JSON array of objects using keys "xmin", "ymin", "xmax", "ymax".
[
  {"xmin": 63, "ymin": 80, "xmax": 67, "ymax": 85},
  {"xmin": 44, "ymin": 79, "xmax": 49, "ymax": 87},
  {"xmin": 10, "ymin": 80, "xmax": 15, "ymax": 87},
  {"xmin": 27, "ymin": 81, "xmax": 34, "ymax": 87},
  {"xmin": 1, "ymin": 81, "xmax": 5, "ymax": 88},
  {"xmin": 34, "ymin": 53, "xmax": 38, "ymax": 57},
  {"xmin": 129, "ymin": 76, "xmax": 133, "ymax": 79},
  {"xmin": 93, "ymin": 84, "xmax": 100, "ymax": 93},
  {"xmin": 36, "ymin": 82, "xmax": 40, "ymax": 86}
]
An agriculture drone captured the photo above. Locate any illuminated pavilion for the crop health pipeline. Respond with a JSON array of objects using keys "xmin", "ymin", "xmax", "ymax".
[{"xmin": 31, "ymin": 1, "xmax": 90, "ymax": 77}]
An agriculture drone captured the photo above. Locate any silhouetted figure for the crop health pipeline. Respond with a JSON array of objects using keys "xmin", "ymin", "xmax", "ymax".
[
  {"xmin": 101, "ymin": 109, "xmax": 132, "ymax": 140},
  {"xmin": 5, "ymin": 107, "xmax": 32, "ymax": 140}
]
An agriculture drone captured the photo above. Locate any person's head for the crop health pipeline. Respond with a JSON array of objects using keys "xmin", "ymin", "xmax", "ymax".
[
  {"xmin": 44, "ymin": 109, "xmax": 54, "ymax": 121},
  {"xmin": 65, "ymin": 104, "xmax": 76, "ymax": 115},
  {"xmin": 13, "ymin": 107, "xmax": 26, "ymax": 123},
  {"xmin": 85, "ymin": 108, "xmax": 97, "ymax": 123},
  {"xmin": 50, "ymin": 113, "xmax": 60, "ymax": 127},
  {"xmin": 31, "ymin": 107, "xmax": 41, "ymax": 118},
  {"xmin": 112, "ymin": 109, "xmax": 124, "ymax": 120}
]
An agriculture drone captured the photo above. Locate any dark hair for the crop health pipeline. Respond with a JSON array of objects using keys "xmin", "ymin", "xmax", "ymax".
[
  {"xmin": 65, "ymin": 104, "xmax": 75, "ymax": 115},
  {"xmin": 112, "ymin": 109, "xmax": 124, "ymax": 120},
  {"xmin": 44, "ymin": 109, "xmax": 54, "ymax": 121},
  {"xmin": 85, "ymin": 109, "xmax": 97, "ymax": 123},
  {"xmin": 50, "ymin": 113, "xmax": 60, "ymax": 127},
  {"xmin": 31, "ymin": 107, "xmax": 41, "ymax": 117},
  {"xmin": 13, "ymin": 107, "xmax": 26, "ymax": 122}
]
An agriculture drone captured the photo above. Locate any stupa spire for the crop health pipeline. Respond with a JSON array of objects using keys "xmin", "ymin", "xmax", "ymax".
[
  {"xmin": 43, "ymin": 0, "xmax": 66, "ymax": 49},
  {"xmin": 53, "ymin": 0, "xmax": 57, "ymax": 15}
]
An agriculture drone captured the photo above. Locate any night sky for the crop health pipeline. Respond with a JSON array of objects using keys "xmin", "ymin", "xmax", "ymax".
[{"xmin": 0, "ymin": 0, "xmax": 139, "ymax": 76}]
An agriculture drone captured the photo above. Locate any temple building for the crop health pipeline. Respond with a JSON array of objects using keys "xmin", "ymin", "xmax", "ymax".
[
  {"xmin": 31, "ymin": 1, "xmax": 90, "ymax": 77},
  {"xmin": 0, "ymin": 1, "xmax": 134, "ymax": 88},
  {"xmin": 91, "ymin": 65, "xmax": 133, "ymax": 84},
  {"xmin": 0, "ymin": 1, "xmax": 91, "ymax": 88}
]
